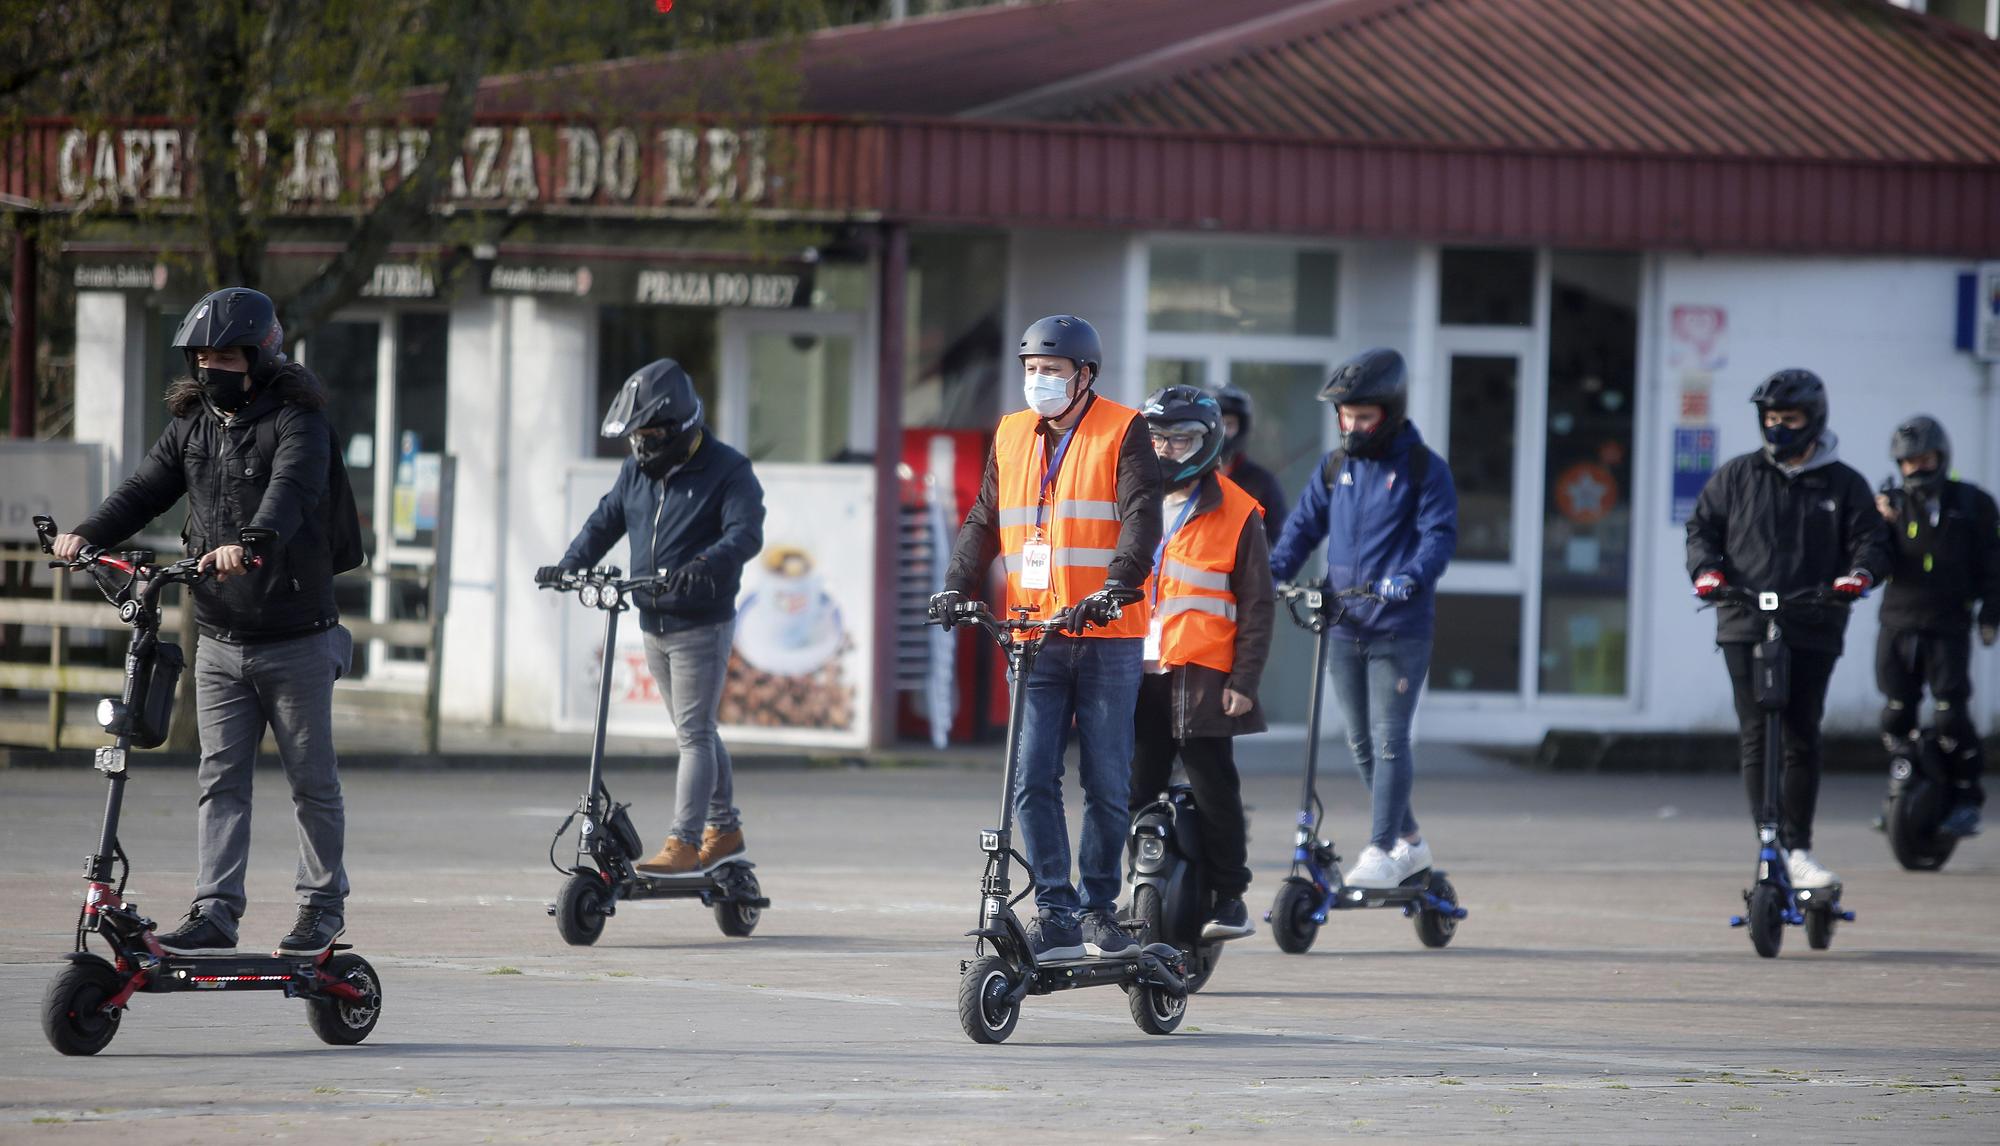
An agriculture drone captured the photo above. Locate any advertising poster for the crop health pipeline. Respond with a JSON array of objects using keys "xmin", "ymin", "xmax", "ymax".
[
  {"xmin": 1671, "ymin": 426, "xmax": 1717, "ymax": 526},
  {"xmin": 559, "ymin": 461, "xmax": 875, "ymax": 748}
]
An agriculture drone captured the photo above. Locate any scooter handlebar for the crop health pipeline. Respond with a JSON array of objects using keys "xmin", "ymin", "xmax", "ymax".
[
  {"xmin": 1275, "ymin": 582, "xmax": 1384, "ymax": 632},
  {"xmin": 1699, "ymin": 585, "xmax": 1853, "ymax": 613}
]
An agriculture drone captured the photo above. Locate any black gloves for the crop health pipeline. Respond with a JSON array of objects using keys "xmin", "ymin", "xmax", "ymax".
[
  {"xmin": 668, "ymin": 558, "xmax": 716, "ymax": 600},
  {"xmin": 534, "ymin": 565, "xmax": 568, "ymax": 588},
  {"xmin": 928, "ymin": 589, "xmax": 968, "ymax": 628},
  {"xmin": 1071, "ymin": 579, "xmax": 1142, "ymax": 633}
]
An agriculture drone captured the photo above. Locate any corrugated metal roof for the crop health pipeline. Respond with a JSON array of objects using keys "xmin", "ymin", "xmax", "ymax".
[{"xmin": 1014, "ymin": 0, "xmax": 2000, "ymax": 164}]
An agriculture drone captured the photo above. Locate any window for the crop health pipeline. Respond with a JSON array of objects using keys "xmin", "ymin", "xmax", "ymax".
[
  {"xmin": 1148, "ymin": 244, "xmax": 1338, "ymax": 337},
  {"xmin": 1430, "ymin": 593, "xmax": 1522, "ymax": 693},
  {"xmin": 1446, "ymin": 354, "xmax": 1519, "ymax": 562},
  {"xmin": 1440, "ymin": 248, "xmax": 1535, "ymax": 327},
  {"xmin": 906, "ymin": 233, "xmax": 1006, "ymax": 428},
  {"xmin": 1537, "ymin": 253, "xmax": 1639, "ymax": 696},
  {"xmin": 1145, "ymin": 358, "xmax": 1206, "ymax": 393}
]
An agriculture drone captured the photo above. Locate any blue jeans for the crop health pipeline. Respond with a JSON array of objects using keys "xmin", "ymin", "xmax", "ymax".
[
  {"xmin": 1324, "ymin": 635, "xmax": 1431, "ymax": 851},
  {"xmin": 1012, "ymin": 634, "xmax": 1142, "ymax": 920}
]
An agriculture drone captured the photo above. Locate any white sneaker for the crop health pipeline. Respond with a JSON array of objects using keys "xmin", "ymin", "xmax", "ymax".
[
  {"xmin": 1391, "ymin": 838, "xmax": 1434, "ymax": 880},
  {"xmin": 1785, "ymin": 849, "xmax": 1838, "ymax": 889},
  {"xmin": 1344, "ymin": 845, "xmax": 1400, "ymax": 889}
]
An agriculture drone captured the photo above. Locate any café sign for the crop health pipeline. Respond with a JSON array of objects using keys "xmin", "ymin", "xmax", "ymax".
[{"xmin": 53, "ymin": 121, "xmax": 772, "ymax": 213}]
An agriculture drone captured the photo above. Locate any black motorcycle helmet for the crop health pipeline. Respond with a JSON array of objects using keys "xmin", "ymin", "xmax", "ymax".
[
  {"xmin": 1018, "ymin": 314, "xmax": 1102, "ymax": 383},
  {"xmin": 171, "ymin": 288, "xmax": 287, "ymax": 384},
  {"xmin": 1890, "ymin": 414, "xmax": 1950, "ymax": 496},
  {"xmin": 1212, "ymin": 383, "xmax": 1253, "ymax": 457},
  {"xmin": 1141, "ymin": 385, "xmax": 1226, "ymax": 489},
  {"xmin": 602, "ymin": 359, "xmax": 704, "ymax": 474},
  {"xmin": 1749, "ymin": 368, "xmax": 1828, "ymax": 463},
  {"xmin": 1320, "ymin": 347, "xmax": 1407, "ymax": 458}
]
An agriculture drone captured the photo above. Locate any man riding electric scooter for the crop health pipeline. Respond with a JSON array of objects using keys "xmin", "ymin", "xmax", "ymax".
[
  {"xmin": 1872, "ymin": 414, "xmax": 1999, "ymax": 841},
  {"xmin": 51, "ymin": 287, "xmax": 363, "ymax": 959},
  {"xmin": 1686, "ymin": 369, "xmax": 1890, "ymax": 890},
  {"xmin": 932, "ymin": 314, "xmax": 1162, "ymax": 963},
  {"xmin": 1129, "ymin": 385, "xmax": 1274, "ymax": 944},
  {"xmin": 1268, "ymin": 348, "xmax": 1458, "ymax": 891},
  {"xmin": 539, "ymin": 359, "xmax": 766, "ymax": 876}
]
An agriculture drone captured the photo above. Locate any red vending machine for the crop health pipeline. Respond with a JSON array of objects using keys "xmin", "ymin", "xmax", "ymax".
[{"xmin": 895, "ymin": 429, "xmax": 1009, "ymax": 745}]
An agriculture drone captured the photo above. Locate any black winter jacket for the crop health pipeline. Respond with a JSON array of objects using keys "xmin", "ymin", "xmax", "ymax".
[
  {"xmin": 559, "ymin": 435, "xmax": 766, "ymax": 635},
  {"xmin": 1878, "ymin": 479, "xmax": 2000, "ymax": 634},
  {"xmin": 1684, "ymin": 438, "xmax": 1891, "ymax": 653},
  {"xmin": 76, "ymin": 367, "xmax": 340, "ymax": 641}
]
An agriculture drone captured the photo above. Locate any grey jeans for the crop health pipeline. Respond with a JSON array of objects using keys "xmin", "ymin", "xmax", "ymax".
[
  {"xmin": 192, "ymin": 625, "xmax": 352, "ymax": 937},
  {"xmin": 642, "ymin": 621, "xmax": 742, "ymax": 843}
]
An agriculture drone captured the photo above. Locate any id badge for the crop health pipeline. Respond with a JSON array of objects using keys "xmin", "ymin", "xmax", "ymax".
[
  {"xmin": 1143, "ymin": 616, "xmax": 1163, "ymax": 662},
  {"xmin": 1020, "ymin": 540, "xmax": 1052, "ymax": 591}
]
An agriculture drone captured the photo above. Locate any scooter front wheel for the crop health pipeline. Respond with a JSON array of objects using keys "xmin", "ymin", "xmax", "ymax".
[
  {"xmin": 1886, "ymin": 783, "xmax": 1957, "ymax": 872},
  {"xmin": 42, "ymin": 958, "xmax": 125, "ymax": 1056},
  {"xmin": 555, "ymin": 869, "xmax": 611, "ymax": 946},
  {"xmin": 1748, "ymin": 884, "xmax": 1785, "ymax": 959},
  {"xmin": 1270, "ymin": 877, "xmax": 1320, "ymax": 955},
  {"xmin": 306, "ymin": 953, "xmax": 382, "ymax": 1046},
  {"xmin": 958, "ymin": 956, "xmax": 1020, "ymax": 1044}
]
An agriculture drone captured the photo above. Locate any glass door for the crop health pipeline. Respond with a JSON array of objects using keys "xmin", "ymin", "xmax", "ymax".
[{"xmin": 718, "ymin": 310, "xmax": 871, "ymax": 463}]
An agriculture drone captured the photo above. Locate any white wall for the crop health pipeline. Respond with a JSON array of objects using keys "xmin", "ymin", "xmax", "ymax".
[
  {"xmin": 438, "ymin": 292, "xmax": 503, "ymax": 723},
  {"xmin": 1638, "ymin": 255, "xmax": 2000, "ymax": 736},
  {"xmin": 71, "ymin": 291, "xmax": 148, "ymax": 488},
  {"xmin": 1005, "ymin": 230, "xmax": 1140, "ymax": 406}
]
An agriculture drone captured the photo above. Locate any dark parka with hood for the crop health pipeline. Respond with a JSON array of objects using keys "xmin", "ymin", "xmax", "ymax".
[{"xmin": 76, "ymin": 365, "xmax": 340, "ymax": 641}]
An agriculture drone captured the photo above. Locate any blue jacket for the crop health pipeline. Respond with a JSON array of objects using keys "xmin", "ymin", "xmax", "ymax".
[
  {"xmin": 560, "ymin": 436, "xmax": 766, "ymax": 635},
  {"xmin": 1268, "ymin": 422, "xmax": 1458, "ymax": 640}
]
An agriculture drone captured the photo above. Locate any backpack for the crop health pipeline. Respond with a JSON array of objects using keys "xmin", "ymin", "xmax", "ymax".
[
  {"xmin": 256, "ymin": 415, "xmax": 369, "ymax": 574},
  {"xmin": 1320, "ymin": 441, "xmax": 1433, "ymax": 531}
]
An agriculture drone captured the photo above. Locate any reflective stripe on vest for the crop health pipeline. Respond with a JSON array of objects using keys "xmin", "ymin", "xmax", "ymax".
[
  {"xmin": 993, "ymin": 397, "xmax": 1149, "ymax": 638},
  {"xmin": 1147, "ymin": 474, "xmax": 1262, "ymax": 673}
]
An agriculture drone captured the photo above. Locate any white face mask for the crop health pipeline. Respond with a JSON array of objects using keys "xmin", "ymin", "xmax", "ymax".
[{"xmin": 1024, "ymin": 371, "xmax": 1076, "ymax": 418}]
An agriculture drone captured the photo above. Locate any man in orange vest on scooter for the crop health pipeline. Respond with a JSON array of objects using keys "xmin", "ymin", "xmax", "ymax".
[
  {"xmin": 932, "ymin": 315, "xmax": 1163, "ymax": 964},
  {"xmin": 1129, "ymin": 385, "xmax": 1275, "ymax": 942}
]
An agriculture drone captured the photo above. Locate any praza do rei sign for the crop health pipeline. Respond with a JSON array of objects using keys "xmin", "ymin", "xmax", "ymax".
[{"xmin": 53, "ymin": 122, "xmax": 773, "ymax": 212}]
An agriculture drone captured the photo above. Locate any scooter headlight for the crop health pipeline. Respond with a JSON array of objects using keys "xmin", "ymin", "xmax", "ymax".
[
  {"xmin": 96, "ymin": 698, "xmax": 120, "ymax": 728},
  {"xmin": 1136, "ymin": 835, "xmax": 1167, "ymax": 872},
  {"xmin": 601, "ymin": 583, "xmax": 622, "ymax": 609},
  {"xmin": 580, "ymin": 584, "xmax": 602, "ymax": 609}
]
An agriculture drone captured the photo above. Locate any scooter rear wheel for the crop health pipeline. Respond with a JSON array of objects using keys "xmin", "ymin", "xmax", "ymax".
[
  {"xmin": 1886, "ymin": 783, "xmax": 1957, "ymax": 872},
  {"xmin": 306, "ymin": 953, "xmax": 382, "ymax": 1046},
  {"xmin": 1128, "ymin": 976, "xmax": 1187, "ymax": 1036},
  {"xmin": 42, "ymin": 958, "xmax": 124, "ymax": 1056},
  {"xmin": 556, "ymin": 869, "xmax": 610, "ymax": 946},
  {"xmin": 714, "ymin": 866, "xmax": 762, "ymax": 937},
  {"xmin": 958, "ymin": 956, "xmax": 1020, "ymax": 1044},
  {"xmin": 1748, "ymin": 884, "xmax": 1785, "ymax": 959},
  {"xmin": 1414, "ymin": 874, "xmax": 1460, "ymax": 949},
  {"xmin": 1270, "ymin": 877, "xmax": 1320, "ymax": 955},
  {"xmin": 1805, "ymin": 905, "xmax": 1836, "ymax": 950}
]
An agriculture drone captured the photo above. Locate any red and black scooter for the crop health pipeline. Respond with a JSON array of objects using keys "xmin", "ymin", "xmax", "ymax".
[{"xmin": 33, "ymin": 515, "xmax": 382, "ymax": 1056}]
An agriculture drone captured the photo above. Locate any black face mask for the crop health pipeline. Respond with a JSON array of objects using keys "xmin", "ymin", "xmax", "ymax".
[
  {"xmin": 198, "ymin": 367, "xmax": 253, "ymax": 413},
  {"xmin": 633, "ymin": 426, "xmax": 701, "ymax": 478},
  {"xmin": 1902, "ymin": 466, "xmax": 1944, "ymax": 497}
]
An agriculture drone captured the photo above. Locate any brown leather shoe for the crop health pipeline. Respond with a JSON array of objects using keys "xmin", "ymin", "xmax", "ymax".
[
  {"xmin": 698, "ymin": 827, "xmax": 746, "ymax": 869},
  {"xmin": 636, "ymin": 838, "xmax": 700, "ymax": 876}
]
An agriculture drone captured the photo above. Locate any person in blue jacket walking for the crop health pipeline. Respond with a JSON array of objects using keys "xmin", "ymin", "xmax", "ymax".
[
  {"xmin": 1269, "ymin": 348, "xmax": 1458, "ymax": 889},
  {"xmin": 537, "ymin": 359, "xmax": 766, "ymax": 876}
]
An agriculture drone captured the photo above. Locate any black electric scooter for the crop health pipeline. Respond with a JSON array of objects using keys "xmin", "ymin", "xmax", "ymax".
[
  {"xmin": 1125, "ymin": 785, "xmax": 1225, "ymax": 992},
  {"xmin": 1709, "ymin": 585, "xmax": 1857, "ymax": 956},
  {"xmin": 1881, "ymin": 729, "xmax": 1963, "ymax": 871},
  {"xmin": 933, "ymin": 599, "xmax": 1191, "ymax": 1044},
  {"xmin": 542, "ymin": 567, "xmax": 768, "ymax": 946},
  {"xmin": 32, "ymin": 516, "xmax": 382, "ymax": 1056},
  {"xmin": 1265, "ymin": 583, "xmax": 1467, "ymax": 954}
]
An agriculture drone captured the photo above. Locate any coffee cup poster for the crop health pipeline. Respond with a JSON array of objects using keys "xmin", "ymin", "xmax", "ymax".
[{"xmin": 558, "ymin": 462, "xmax": 876, "ymax": 748}]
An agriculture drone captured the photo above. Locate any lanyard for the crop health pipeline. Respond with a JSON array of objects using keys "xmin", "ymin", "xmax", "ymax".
[
  {"xmin": 1032, "ymin": 422, "xmax": 1081, "ymax": 533},
  {"xmin": 1149, "ymin": 492, "xmax": 1201, "ymax": 605}
]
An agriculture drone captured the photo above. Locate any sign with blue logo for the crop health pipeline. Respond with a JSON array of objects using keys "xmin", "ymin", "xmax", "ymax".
[{"xmin": 1671, "ymin": 427, "xmax": 1717, "ymax": 525}]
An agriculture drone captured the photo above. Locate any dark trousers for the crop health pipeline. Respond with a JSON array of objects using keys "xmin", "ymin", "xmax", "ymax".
[
  {"xmin": 1128, "ymin": 672, "xmax": 1253, "ymax": 899},
  {"xmin": 1876, "ymin": 626, "xmax": 1985, "ymax": 805},
  {"xmin": 1722, "ymin": 643, "xmax": 1837, "ymax": 850}
]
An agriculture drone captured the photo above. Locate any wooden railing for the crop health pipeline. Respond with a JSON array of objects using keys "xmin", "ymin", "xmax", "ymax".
[{"xmin": 0, "ymin": 544, "xmax": 447, "ymax": 755}]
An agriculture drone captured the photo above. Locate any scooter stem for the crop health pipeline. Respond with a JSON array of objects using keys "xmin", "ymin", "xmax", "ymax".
[
  {"xmin": 1298, "ymin": 608, "xmax": 1332, "ymax": 819},
  {"xmin": 585, "ymin": 605, "xmax": 621, "ymax": 811}
]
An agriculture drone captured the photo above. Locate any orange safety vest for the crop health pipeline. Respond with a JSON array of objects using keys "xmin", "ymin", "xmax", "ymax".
[
  {"xmin": 994, "ymin": 395, "xmax": 1149, "ymax": 639},
  {"xmin": 1148, "ymin": 474, "xmax": 1262, "ymax": 674}
]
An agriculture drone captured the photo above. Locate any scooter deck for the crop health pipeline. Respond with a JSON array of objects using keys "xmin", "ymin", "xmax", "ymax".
[
  {"xmin": 1320, "ymin": 868, "xmax": 1443, "ymax": 909},
  {"xmin": 135, "ymin": 944, "xmax": 355, "ymax": 992},
  {"xmin": 1025, "ymin": 943, "xmax": 1183, "ymax": 994},
  {"xmin": 622, "ymin": 860, "xmax": 757, "ymax": 898}
]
